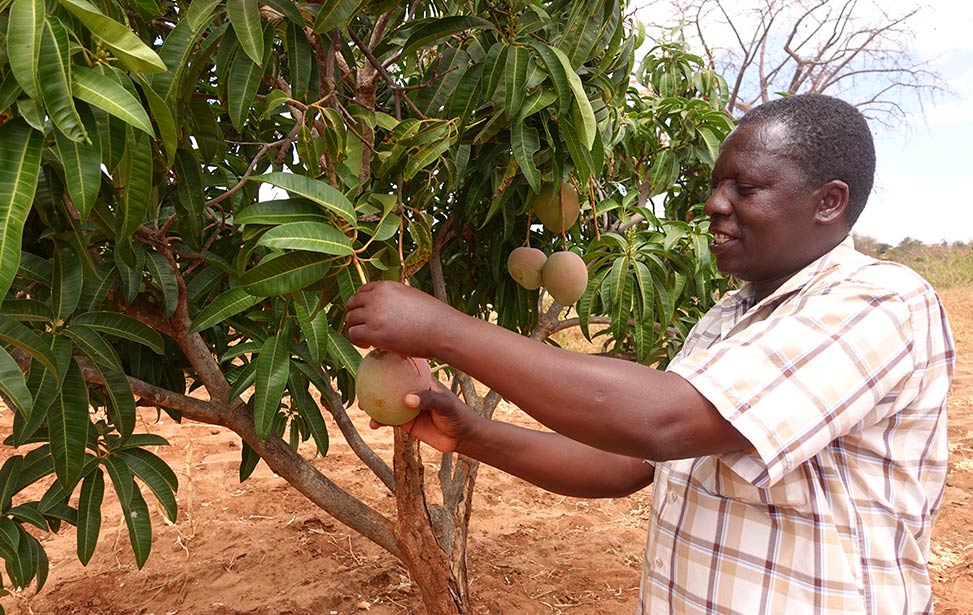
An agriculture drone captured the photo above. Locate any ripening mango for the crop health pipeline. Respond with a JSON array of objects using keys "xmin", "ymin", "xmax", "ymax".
[
  {"xmin": 507, "ymin": 246, "xmax": 548, "ymax": 290},
  {"xmin": 533, "ymin": 181, "xmax": 580, "ymax": 234},
  {"xmin": 541, "ymin": 250, "xmax": 588, "ymax": 306},
  {"xmin": 356, "ymin": 349, "xmax": 433, "ymax": 425}
]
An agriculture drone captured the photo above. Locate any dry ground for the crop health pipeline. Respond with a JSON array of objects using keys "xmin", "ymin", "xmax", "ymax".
[{"xmin": 1, "ymin": 288, "xmax": 971, "ymax": 615}]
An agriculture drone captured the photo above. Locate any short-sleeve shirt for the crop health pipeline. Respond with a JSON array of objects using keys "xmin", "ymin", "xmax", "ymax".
[{"xmin": 640, "ymin": 237, "xmax": 955, "ymax": 615}]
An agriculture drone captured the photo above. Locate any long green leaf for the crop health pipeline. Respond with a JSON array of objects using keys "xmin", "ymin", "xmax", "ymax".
[
  {"xmin": 65, "ymin": 324, "xmax": 120, "ymax": 370},
  {"xmin": 256, "ymin": 221, "xmax": 354, "ymax": 256},
  {"xmin": 6, "ymin": 0, "xmax": 43, "ymax": 99},
  {"xmin": 54, "ymin": 106, "xmax": 102, "ymax": 219},
  {"xmin": 0, "ymin": 299, "xmax": 53, "ymax": 323},
  {"xmin": 145, "ymin": 251, "xmax": 179, "ymax": 319},
  {"xmin": 72, "ymin": 67, "xmax": 155, "ymax": 136},
  {"xmin": 0, "ymin": 456, "xmax": 25, "ymax": 512},
  {"xmin": 119, "ymin": 449, "xmax": 177, "ymax": 522},
  {"xmin": 135, "ymin": 77, "xmax": 178, "ymax": 166},
  {"xmin": 504, "ymin": 45, "xmax": 529, "ymax": 120},
  {"xmin": 401, "ymin": 15, "xmax": 494, "ymax": 58},
  {"xmin": 253, "ymin": 333, "xmax": 290, "ymax": 440},
  {"xmin": 0, "ymin": 315, "xmax": 58, "ymax": 376},
  {"xmin": 311, "ymin": 0, "xmax": 360, "ymax": 33},
  {"xmin": 288, "ymin": 367, "xmax": 329, "ymax": 454},
  {"xmin": 0, "ymin": 120, "xmax": 43, "ymax": 299},
  {"xmin": 120, "ymin": 486, "xmax": 151, "ymax": 568},
  {"xmin": 511, "ymin": 120, "xmax": 541, "ymax": 192},
  {"xmin": 76, "ymin": 468, "xmax": 104, "ymax": 565},
  {"xmin": 226, "ymin": 47, "xmax": 263, "ymax": 131},
  {"xmin": 71, "ymin": 312, "xmax": 165, "ymax": 354},
  {"xmin": 13, "ymin": 337, "xmax": 71, "ymax": 445},
  {"xmin": 95, "ymin": 365, "xmax": 137, "ymax": 440},
  {"xmin": 226, "ymin": 0, "xmax": 264, "ymax": 65},
  {"xmin": 294, "ymin": 297, "xmax": 328, "ymax": 364},
  {"xmin": 248, "ymin": 173, "xmax": 356, "ymax": 225},
  {"xmin": 39, "ymin": 17, "xmax": 86, "ymax": 142},
  {"xmin": 189, "ymin": 286, "xmax": 262, "ymax": 333},
  {"xmin": 186, "ymin": 0, "xmax": 223, "ymax": 31},
  {"xmin": 286, "ymin": 22, "xmax": 313, "ymax": 101},
  {"xmin": 48, "ymin": 360, "xmax": 89, "ymax": 490},
  {"xmin": 234, "ymin": 200, "xmax": 328, "ymax": 226},
  {"xmin": 52, "ymin": 243, "xmax": 83, "ymax": 321},
  {"xmin": 240, "ymin": 252, "xmax": 333, "ymax": 297},
  {"xmin": 57, "ymin": 0, "xmax": 167, "ymax": 73},
  {"xmin": 103, "ymin": 455, "xmax": 134, "ymax": 508},
  {"xmin": 0, "ymin": 347, "xmax": 32, "ymax": 418},
  {"xmin": 117, "ymin": 131, "xmax": 154, "ymax": 241}
]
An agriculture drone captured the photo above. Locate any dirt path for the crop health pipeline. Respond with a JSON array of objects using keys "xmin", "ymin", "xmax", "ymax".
[{"xmin": 1, "ymin": 289, "xmax": 971, "ymax": 615}]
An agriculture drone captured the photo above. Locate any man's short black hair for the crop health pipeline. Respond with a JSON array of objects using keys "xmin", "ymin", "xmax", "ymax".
[{"xmin": 738, "ymin": 94, "xmax": 876, "ymax": 226}]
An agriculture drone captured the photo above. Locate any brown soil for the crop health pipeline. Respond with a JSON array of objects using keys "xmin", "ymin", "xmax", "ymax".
[{"xmin": 1, "ymin": 288, "xmax": 971, "ymax": 615}]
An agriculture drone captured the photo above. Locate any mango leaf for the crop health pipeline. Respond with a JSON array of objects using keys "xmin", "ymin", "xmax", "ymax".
[
  {"xmin": 226, "ymin": 47, "xmax": 263, "ymax": 131},
  {"xmin": 102, "ymin": 455, "xmax": 134, "ymax": 508},
  {"xmin": 511, "ymin": 120, "xmax": 541, "ymax": 192},
  {"xmin": 116, "ymin": 131, "xmax": 154, "ymax": 241},
  {"xmin": 226, "ymin": 0, "xmax": 264, "ymax": 65},
  {"xmin": 76, "ymin": 467, "xmax": 104, "ymax": 565},
  {"xmin": 0, "ymin": 299, "xmax": 53, "ymax": 323},
  {"xmin": 39, "ymin": 17, "xmax": 86, "ymax": 142},
  {"xmin": 294, "ymin": 297, "xmax": 329, "ymax": 364},
  {"xmin": 0, "ymin": 347, "xmax": 32, "ymax": 418},
  {"xmin": 311, "ymin": 0, "xmax": 360, "ymax": 33},
  {"xmin": 72, "ymin": 312, "xmax": 165, "ymax": 354},
  {"xmin": 0, "ymin": 455, "xmax": 24, "ymax": 513},
  {"xmin": 189, "ymin": 287, "xmax": 262, "ymax": 333},
  {"xmin": 120, "ymin": 486, "xmax": 151, "ymax": 568},
  {"xmin": 51, "ymin": 243, "xmax": 83, "ymax": 321},
  {"xmin": 248, "ymin": 173, "xmax": 356, "ymax": 226},
  {"xmin": 325, "ymin": 326, "xmax": 360, "ymax": 377},
  {"xmin": 6, "ymin": 0, "xmax": 43, "ymax": 99},
  {"xmin": 72, "ymin": 67, "xmax": 155, "ymax": 136},
  {"xmin": 253, "ymin": 333, "xmax": 290, "ymax": 440},
  {"xmin": 286, "ymin": 22, "xmax": 313, "ymax": 101},
  {"xmin": 0, "ymin": 120, "xmax": 43, "ymax": 299},
  {"xmin": 57, "ymin": 0, "xmax": 167, "ymax": 73},
  {"xmin": 145, "ymin": 251, "xmax": 179, "ymax": 319},
  {"xmin": 504, "ymin": 45, "xmax": 529, "ymax": 120},
  {"xmin": 0, "ymin": 72, "xmax": 23, "ymax": 114},
  {"xmin": 95, "ymin": 365, "xmax": 137, "ymax": 440},
  {"xmin": 135, "ymin": 77, "xmax": 178, "ymax": 166},
  {"xmin": 186, "ymin": 0, "xmax": 223, "ymax": 32},
  {"xmin": 0, "ymin": 315, "xmax": 59, "ymax": 376},
  {"xmin": 234, "ymin": 200, "xmax": 329, "ymax": 226},
  {"xmin": 54, "ymin": 106, "xmax": 102, "ymax": 219},
  {"xmin": 256, "ymin": 222, "xmax": 354, "ymax": 256},
  {"xmin": 48, "ymin": 360, "xmax": 90, "ymax": 490},
  {"xmin": 288, "ymin": 367, "xmax": 329, "ymax": 454},
  {"xmin": 401, "ymin": 15, "xmax": 494, "ymax": 58},
  {"xmin": 118, "ymin": 448, "xmax": 177, "ymax": 522}
]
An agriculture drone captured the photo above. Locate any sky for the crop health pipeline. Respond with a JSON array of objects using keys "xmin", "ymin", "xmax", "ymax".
[{"xmin": 633, "ymin": 0, "xmax": 973, "ymax": 246}]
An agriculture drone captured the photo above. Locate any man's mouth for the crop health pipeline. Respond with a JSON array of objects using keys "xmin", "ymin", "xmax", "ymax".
[{"xmin": 712, "ymin": 232, "xmax": 734, "ymax": 245}]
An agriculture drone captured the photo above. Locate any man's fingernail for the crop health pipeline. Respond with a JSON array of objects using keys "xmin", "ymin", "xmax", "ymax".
[{"xmin": 403, "ymin": 393, "xmax": 420, "ymax": 407}]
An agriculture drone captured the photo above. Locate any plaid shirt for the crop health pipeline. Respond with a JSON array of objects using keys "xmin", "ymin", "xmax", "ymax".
[{"xmin": 641, "ymin": 237, "xmax": 955, "ymax": 615}]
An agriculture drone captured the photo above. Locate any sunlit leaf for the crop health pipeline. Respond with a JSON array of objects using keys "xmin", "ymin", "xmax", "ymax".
[
  {"xmin": 6, "ymin": 0, "xmax": 44, "ymax": 99},
  {"xmin": 48, "ymin": 360, "xmax": 89, "ymax": 490},
  {"xmin": 57, "ymin": 0, "xmax": 167, "ymax": 73},
  {"xmin": 189, "ymin": 287, "xmax": 263, "ymax": 333},
  {"xmin": 253, "ymin": 333, "xmax": 289, "ymax": 440},
  {"xmin": 0, "ymin": 120, "xmax": 43, "ymax": 299},
  {"xmin": 248, "ymin": 173, "xmax": 356, "ymax": 226},
  {"xmin": 72, "ymin": 67, "xmax": 155, "ymax": 136},
  {"xmin": 72, "ymin": 312, "xmax": 165, "ymax": 354},
  {"xmin": 256, "ymin": 222, "xmax": 354, "ymax": 256}
]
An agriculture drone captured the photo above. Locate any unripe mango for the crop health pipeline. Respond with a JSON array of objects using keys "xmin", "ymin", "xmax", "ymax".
[
  {"xmin": 533, "ymin": 181, "xmax": 580, "ymax": 234},
  {"xmin": 506, "ymin": 246, "xmax": 548, "ymax": 290},
  {"xmin": 541, "ymin": 251, "xmax": 588, "ymax": 306},
  {"xmin": 355, "ymin": 349, "xmax": 433, "ymax": 425}
]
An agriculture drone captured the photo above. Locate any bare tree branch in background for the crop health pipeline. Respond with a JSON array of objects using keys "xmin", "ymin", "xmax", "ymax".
[{"xmin": 638, "ymin": 0, "xmax": 950, "ymax": 128}]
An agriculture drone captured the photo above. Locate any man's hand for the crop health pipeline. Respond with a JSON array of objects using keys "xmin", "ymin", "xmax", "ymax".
[
  {"xmin": 370, "ymin": 383, "xmax": 482, "ymax": 454},
  {"xmin": 345, "ymin": 281, "xmax": 460, "ymax": 358}
]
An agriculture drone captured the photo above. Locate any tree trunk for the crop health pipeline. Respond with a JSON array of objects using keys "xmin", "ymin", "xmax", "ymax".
[{"xmin": 392, "ymin": 429, "xmax": 469, "ymax": 614}]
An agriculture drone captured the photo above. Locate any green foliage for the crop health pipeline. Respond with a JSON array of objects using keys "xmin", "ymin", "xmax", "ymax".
[{"xmin": 0, "ymin": 0, "xmax": 732, "ymax": 598}]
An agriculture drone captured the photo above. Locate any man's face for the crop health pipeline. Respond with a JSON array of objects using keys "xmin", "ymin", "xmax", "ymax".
[{"xmin": 704, "ymin": 120, "xmax": 826, "ymax": 298}]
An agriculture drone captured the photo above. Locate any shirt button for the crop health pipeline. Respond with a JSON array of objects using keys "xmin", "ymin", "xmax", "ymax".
[
  {"xmin": 655, "ymin": 558, "xmax": 664, "ymax": 570},
  {"xmin": 669, "ymin": 491, "xmax": 678, "ymax": 503}
]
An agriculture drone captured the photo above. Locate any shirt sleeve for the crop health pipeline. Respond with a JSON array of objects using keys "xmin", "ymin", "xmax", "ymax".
[{"xmin": 668, "ymin": 284, "xmax": 916, "ymax": 488}]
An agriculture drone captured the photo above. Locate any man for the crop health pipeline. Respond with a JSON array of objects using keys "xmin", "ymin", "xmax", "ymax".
[{"xmin": 345, "ymin": 94, "xmax": 955, "ymax": 614}]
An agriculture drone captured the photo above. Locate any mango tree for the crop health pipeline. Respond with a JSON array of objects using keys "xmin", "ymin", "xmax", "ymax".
[{"xmin": 0, "ymin": 0, "xmax": 731, "ymax": 612}]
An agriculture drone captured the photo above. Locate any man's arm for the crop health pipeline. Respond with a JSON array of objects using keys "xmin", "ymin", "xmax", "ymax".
[
  {"xmin": 346, "ymin": 281, "xmax": 750, "ymax": 462},
  {"xmin": 400, "ymin": 389, "xmax": 656, "ymax": 498}
]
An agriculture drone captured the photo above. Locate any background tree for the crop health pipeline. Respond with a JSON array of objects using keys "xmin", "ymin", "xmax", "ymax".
[
  {"xmin": 0, "ymin": 1, "xmax": 730, "ymax": 612},
  {"xmin": 637, "ymin": 0, "xmax": 948, "ymax": 127}
]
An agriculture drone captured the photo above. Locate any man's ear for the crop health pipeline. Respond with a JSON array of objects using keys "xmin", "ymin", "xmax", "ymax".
[{"xmin": 816, "ymin": 180, "xmax": 849, "ymax": 225}]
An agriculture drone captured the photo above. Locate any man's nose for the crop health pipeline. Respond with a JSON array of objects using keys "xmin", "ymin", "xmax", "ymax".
[{"xmin": 704, "ymin": 183, "xmax": 731, "ymax": 217}]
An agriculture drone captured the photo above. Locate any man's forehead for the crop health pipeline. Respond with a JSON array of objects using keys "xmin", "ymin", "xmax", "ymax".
[{"xmin": 721, "ymin": 120, "xmax": 791, "ymax": 153}]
